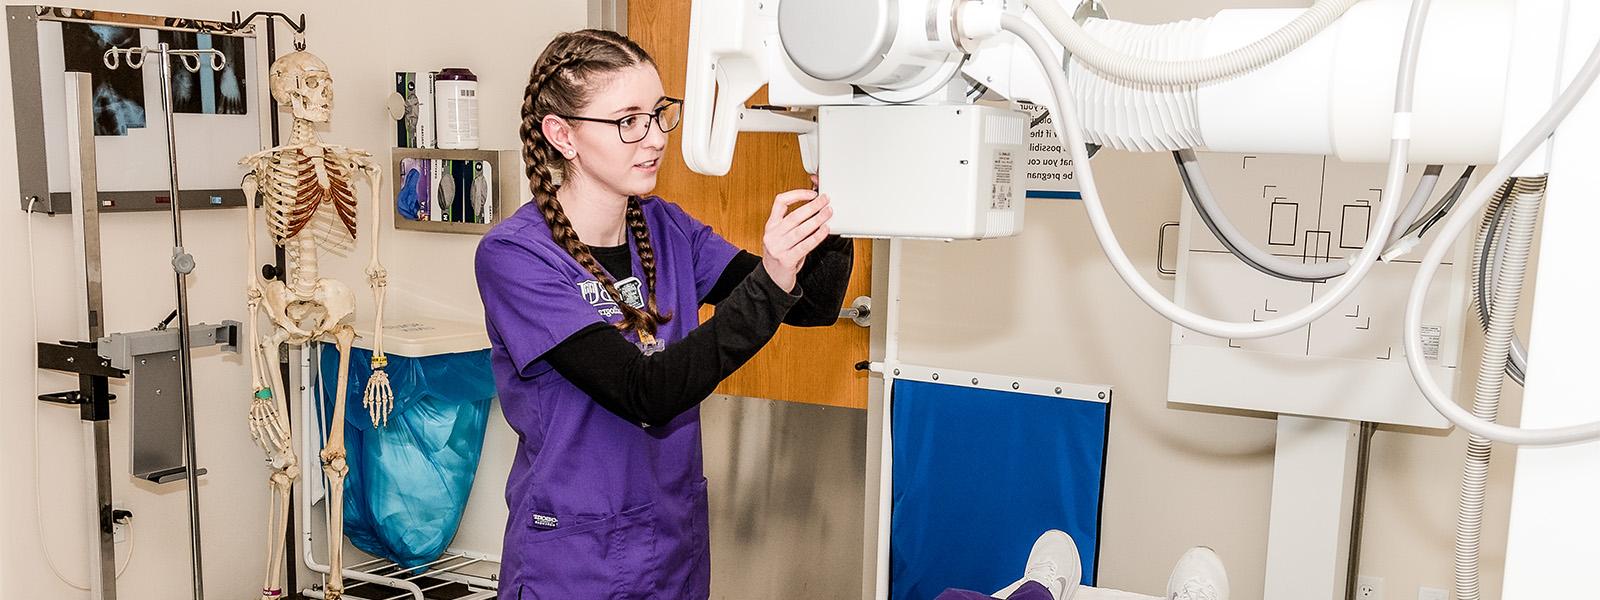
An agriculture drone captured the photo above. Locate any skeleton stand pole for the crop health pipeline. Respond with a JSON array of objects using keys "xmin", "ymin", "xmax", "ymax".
[{"xmin": 244, "ymin": 14, "xmax": 300, "ymax": 595}]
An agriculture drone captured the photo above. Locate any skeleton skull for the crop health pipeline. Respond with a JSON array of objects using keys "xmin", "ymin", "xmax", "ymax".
[{"xmin": 270, "ymin": 51, "xmax": 333, "ymax": 123}]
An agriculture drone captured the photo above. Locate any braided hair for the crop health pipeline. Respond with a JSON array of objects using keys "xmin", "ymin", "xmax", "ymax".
[{"xmin": 520, "ymin": 29, "xmax": 671, "ymax": 339}]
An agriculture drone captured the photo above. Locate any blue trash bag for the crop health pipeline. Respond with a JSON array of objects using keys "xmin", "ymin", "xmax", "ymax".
[{"xmin": 317, "ymin": 344, "xmax": 495, "ymax": 571}]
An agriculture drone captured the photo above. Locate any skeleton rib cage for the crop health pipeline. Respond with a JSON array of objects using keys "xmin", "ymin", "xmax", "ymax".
[{"xmin": 245, "ymin": 145, "xmax": 375, "ymax": 254}]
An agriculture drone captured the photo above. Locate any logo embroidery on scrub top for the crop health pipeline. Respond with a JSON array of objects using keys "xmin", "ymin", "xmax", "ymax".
[
  {"xmin": 577, "ymin": 277, "xmax": 662, "ymax": 355},
  {"xmin": 576, "ymin": 277, "xmax": 645, "ymax": 318},
  {"xmin": 531, "ymin": 513, "xmax": 559, "ymax": 530}
]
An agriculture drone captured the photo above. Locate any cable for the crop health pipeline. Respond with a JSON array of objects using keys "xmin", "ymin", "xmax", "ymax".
[
  {"xmin": 1176, "ymin": 150, "xmax": 1343, "ymax": 282},
  {"xmin": 965, "ymin": 80, "xmax": 990, "ymax": 102},
  {"xmin": 1412, "ymin": 166, "xmax": 1475, "ymax": 238},
  {"xmin": 1006, "ymin": 0, "xmax": 1428, "ymax": 340},
  {"xmin": 27, "ymin": 198, "xmax": 138, "ymax": 589},
  {"xmin": 1402, "ymin": 28, "xmax": 1600, "ymax": 445},
  {"xmin": 119, "ymin": 521, "xmax": 134, "ymax": 578},
  {"xmin": 1471, "ymin": 181, "xmax": 1530, "ymax": 385},
  {"xmin": 1417, "ymin": 167, "xmax": 1472, "ymax": 236},
  {"xmin": 1030, "ymin": 0, "xmax": 1360, "ymax": 86},
  {"xmin": 28, "ymin": 199, "xmax": 90, "ymax": 591},
  {"xmin": 1389, "ymin": 164, "xmax": 1444, "ymax": 246},
  {"xmin": 1176, "ymin": 151, "xmax": 1449, "ymax": 283},
  {"xmin": 1378, "ymin": 166, "xmax": 1475, "ymax": 262}
]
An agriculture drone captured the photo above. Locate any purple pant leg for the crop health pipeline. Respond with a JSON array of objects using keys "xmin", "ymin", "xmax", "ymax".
[{"xmin": 935, "ymin": 580, "xmax": 1056, "ymax": 600}]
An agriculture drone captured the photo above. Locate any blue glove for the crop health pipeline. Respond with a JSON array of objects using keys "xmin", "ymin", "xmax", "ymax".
[{"xmin": 396, "ymin": 167, "xmax": 421, "ymax": 221}]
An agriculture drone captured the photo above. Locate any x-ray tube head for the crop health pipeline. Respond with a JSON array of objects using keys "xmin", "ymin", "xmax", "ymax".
[
  {"xmin": 777, "ymin": 0, "xmax": 964, "ymax": 92},
  {"xmin": 778, "ymin": 0, "xmax": 895, "ymax": 81}
]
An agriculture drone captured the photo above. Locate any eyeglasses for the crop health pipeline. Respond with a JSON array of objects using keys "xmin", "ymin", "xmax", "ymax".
[{"xmin": 557, "ymin": 97, "xmax": 682, "ymax": 144}]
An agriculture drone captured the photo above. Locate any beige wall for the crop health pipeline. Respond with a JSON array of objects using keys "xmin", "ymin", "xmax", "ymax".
[
  {"xmin": 0, "ymin": 2, "xmax": 577, "ymax": 598},
  {"xmin": 892, "ymin": 2, "xmax": 1522, "ymax": 599}
]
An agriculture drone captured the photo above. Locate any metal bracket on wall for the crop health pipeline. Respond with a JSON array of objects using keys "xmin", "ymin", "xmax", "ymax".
[
  {"xmin": 37, "ymin": 340, "xmax": 126, "ymax": 419},
  {"xmin": 98, "ymin": 321, "xmax": 240, "ymax": 483}
]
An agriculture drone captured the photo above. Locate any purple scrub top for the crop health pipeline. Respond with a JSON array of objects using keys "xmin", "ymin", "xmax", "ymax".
[{"xmin": 475, "ymin": 196, "xmax": 741, "ymax": 599}]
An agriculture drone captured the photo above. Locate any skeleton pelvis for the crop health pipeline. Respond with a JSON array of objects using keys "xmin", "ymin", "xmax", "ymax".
[{"xmin": 262, "ymin": 278, "xmax": 355, "ymax": 339}]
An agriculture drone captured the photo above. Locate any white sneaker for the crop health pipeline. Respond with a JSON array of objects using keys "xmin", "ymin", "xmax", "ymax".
[
  {"xmin": 993, "ymin": 529, "xmax": 1083, "ymax": 600},
  {"xmin": 1165, "ymin": 546, "xmax": 1229, "ymax": 600}
]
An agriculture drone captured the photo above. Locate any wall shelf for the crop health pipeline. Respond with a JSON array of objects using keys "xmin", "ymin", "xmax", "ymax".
[{"xmin": 391, "ymin": 147, "xmax": 521, "ymax": 235}]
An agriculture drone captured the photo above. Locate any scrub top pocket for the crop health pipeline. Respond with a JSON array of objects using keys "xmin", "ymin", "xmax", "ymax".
[{"xmin": 515, "ymin": 501, "xmax": 659, "ymax": 599}]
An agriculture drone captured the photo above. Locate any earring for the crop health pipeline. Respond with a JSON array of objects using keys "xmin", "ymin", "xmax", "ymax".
[{"xmin": 565, "ymin": 151, "xmax": 576, "ymax": 159}]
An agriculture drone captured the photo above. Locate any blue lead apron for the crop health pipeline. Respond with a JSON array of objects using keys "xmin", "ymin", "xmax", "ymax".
[{"xmin": 475, "ymin": 196, "xmax": 740, "ymax": 599}]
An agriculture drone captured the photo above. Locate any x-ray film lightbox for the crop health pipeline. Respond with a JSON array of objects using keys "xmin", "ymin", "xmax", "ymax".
[{"xmin": 7, "ymin": 6, "xmax": 268, "ymax": 214}]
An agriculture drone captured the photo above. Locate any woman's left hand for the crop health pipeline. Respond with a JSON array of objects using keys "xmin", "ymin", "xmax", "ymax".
[{"xmin": 761, "ymin": 189, "xmax": 832, "ymax": 293}]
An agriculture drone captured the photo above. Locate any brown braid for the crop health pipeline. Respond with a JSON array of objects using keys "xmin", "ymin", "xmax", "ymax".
[
  {"xmin": 520, "ymin": 29, "xmax": 670, "ymax": 338},
  {"xmin": 625, "ymin": 196, "xmax": 669, "ymax": 325}
]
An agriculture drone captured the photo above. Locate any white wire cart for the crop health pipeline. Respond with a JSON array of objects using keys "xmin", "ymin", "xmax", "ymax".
[{"xmin": 297, "ymin": 317, "xmax": 503, "ymax": 600}]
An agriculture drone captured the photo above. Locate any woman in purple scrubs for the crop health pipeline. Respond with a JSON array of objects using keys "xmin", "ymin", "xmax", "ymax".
[{"xmin": 475, "ymin": 29, "xmax": 852, "ymax": 599}]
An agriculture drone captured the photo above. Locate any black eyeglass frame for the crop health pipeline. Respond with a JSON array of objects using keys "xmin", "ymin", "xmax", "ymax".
[{"xmin": 556, "ymin": 97, "xmax": 683, "ymax": 143}]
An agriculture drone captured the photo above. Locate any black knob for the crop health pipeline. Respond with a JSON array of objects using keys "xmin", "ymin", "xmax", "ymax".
[{"xmin": 262, "ymin": 263, "xmax": 280, "ymax": 281}]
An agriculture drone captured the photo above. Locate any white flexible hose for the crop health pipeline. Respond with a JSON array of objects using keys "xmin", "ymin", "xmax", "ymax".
[
  {"xmin": 1009, "ymin": 0, "xmax": 1427, "ymax": 340},
  {"xmin": 1470, "ymin": 180, "xmax": 1531, "ymax": 384},
  {"xmin": 1031, "ymin": 0, "xmax": 1360, "ymax": 86},
  {"xmin": 1452, "ymin": 176, "xmax": 1543, "ymax": 600},
  {"xmin": 1403, "ymin": 33, "xmax": 1600, "ymax": 446}
]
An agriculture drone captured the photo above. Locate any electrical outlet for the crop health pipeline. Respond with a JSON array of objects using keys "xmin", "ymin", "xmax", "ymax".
[
  {"xmin": 111, "ymin": 505, "xmax": 131, "ymax": 544},
  {"xmin": 1357, "ymin": 576, "xmax": 1384, "ymax": 600},
  {"xmin": 1418, "ymin": 587, "xmax": 1448, "ymax": 600}
]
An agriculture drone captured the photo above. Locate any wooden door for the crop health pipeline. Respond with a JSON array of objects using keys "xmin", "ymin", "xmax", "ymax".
[{"xmin": 629, "ymin": 4, "xmax": 873, "ymax": 409}]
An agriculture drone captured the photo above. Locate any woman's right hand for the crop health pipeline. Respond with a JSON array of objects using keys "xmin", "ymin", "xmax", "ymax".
[{"xmin": 762, "ymin": 189, "xmax": 833, "ymax": 293}]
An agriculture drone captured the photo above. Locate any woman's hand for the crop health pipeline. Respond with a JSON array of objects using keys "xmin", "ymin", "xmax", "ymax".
[{"xmin": 762, "ymin": 189, "xmax": 832, "ymax": 293}]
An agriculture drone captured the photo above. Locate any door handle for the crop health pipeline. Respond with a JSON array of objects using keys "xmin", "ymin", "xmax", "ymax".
[{"xmin": 838, "ymin": 296, "xmax": 871, "ymax": 327}]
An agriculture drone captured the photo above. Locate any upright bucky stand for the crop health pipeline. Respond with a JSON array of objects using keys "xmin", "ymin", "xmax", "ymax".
[{"xmin": 33, "ymin": 69, "xmax": 126, "ymax": 600}]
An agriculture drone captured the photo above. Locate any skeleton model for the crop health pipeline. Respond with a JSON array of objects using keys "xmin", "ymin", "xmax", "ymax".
[{"xmin": 241, "ymin": 48, "xmax": 393, "ymax": 600}]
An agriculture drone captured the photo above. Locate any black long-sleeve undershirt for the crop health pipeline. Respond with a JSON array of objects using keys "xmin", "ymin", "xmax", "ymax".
[
  {"xmin": 542, "ymin": 237, "xmax": 854, "ymax": 427},
  {"xmin": 704, "ymin": 235, "xmax": 855, "ymax": 325},
  {"xmin": 545, "ymin": 265, "xmax": 797, "ymax": 427}
]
